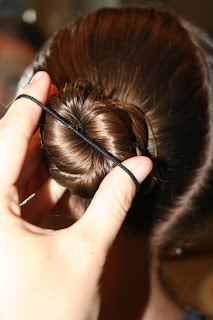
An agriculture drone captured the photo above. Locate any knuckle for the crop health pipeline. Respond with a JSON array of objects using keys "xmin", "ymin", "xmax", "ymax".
[
  {"xmin": 0, "ymin": 124, "xmax": 14, "ymax": 137},
  {"xmin": 72, "ymin": 235, "xmax": 104, "ymax": 264},
  {"xmin": 0, "ymin": 123, "xmax": 22, "ymax": 141},
  {"xmin": 111, "ymin": 182, "xmax": 135, "ymax": 222}
]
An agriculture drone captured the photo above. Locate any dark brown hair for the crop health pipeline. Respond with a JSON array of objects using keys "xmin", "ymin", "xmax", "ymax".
[{"xmin": 18, "ymin": 7, "xmax": 213, "ymax": 251}]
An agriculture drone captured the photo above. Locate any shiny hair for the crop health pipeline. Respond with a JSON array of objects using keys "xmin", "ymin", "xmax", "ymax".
[{"xmin": 18, "ymin": 7, "xmax": 213, "ymax": 251}]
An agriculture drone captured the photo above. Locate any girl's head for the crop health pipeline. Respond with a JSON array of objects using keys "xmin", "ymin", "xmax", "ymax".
[{"xmin": 18, "ymin": 7, "xmax": 213, "ymax": 253}]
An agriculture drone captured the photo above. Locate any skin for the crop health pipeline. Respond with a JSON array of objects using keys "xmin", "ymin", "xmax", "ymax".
[{"xmin": 0, "ymin": 71, "xmax": 153, "ymax": 319}]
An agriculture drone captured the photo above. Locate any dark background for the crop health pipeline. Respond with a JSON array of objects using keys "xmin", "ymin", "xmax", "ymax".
[{"xmin": 1, "ymin": 0, "xmax": 212, "ymax": 36}]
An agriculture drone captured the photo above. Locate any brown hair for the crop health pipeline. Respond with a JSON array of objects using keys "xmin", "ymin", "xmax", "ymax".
[{"xmin": 18, "ymin": 7, "xmax": 213, "ymax": 251}]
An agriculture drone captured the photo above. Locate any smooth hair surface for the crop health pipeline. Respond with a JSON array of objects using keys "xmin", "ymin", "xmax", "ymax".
[{"xmin": 18, "ymin": 7, "xmax": 213, "ymax": 252}]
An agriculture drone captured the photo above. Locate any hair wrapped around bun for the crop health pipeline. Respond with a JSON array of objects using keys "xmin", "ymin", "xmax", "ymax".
[
  {"xmin": 41, "ymin": 80, "xmax": 150, "ymax": 198},
  {"xmin": 18, "ymin": 7, "xmax": 213, "ymax": 249}
]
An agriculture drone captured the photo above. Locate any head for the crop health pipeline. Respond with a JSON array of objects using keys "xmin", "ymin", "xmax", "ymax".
[{"xmin": 18, "ymin": 7, "xmax": 213, "ymax": 254}]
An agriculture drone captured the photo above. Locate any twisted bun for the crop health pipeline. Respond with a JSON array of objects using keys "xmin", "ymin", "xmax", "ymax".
[{"xmin": 42, "ymin": 81, "xmax": 149, "ymax": 198}]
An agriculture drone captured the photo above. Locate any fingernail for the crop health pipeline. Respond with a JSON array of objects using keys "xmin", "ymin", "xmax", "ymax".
[
  {"xmin": 132, "ymin": 157, "xmax": 153, "ymax": 184},
  {"xmin": 30, "ymin": 72, "xmax": 43, "ymax": 83}
]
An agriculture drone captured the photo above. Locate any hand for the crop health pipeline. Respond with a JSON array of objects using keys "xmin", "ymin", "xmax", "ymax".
[{"xmin": 0, "ymin": 71, "xmax": 153, "ymax": 320}]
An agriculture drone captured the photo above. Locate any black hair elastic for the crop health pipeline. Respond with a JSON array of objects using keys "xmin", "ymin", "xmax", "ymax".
[{"xmin": 15, "ymin": 94, "xmax": 140, "ymax": 192}]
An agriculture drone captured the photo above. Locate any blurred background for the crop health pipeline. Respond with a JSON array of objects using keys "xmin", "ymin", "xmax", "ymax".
[
  {"xmin": 0, "ymin": 0, "xmax": 212, "ymax": 114},
  {"xmin": 1, "ymin": 0, "xmax": 212, "ymax": 36},
  {"xmin": 0, "ymin": 0, "xmax": 213, "ymax": 317},
  {"xmin": 1, "ymin": 0, "xmax": 213, "ymax": 36}
]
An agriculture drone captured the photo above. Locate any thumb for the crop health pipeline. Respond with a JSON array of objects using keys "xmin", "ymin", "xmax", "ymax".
[{"xmin": 75, "ymin": 156, "xmax": 153, "ymax": 248}]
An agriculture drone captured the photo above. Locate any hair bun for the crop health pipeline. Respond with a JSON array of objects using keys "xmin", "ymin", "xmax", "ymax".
[{"xmin": 42, "ymin": 80, "xmax": 149, "ymax": 198}]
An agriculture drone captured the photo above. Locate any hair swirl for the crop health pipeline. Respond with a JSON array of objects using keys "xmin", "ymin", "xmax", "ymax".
[{"xmin": 42, "ymin": 80, "xmax": 150, "ymax": 198}]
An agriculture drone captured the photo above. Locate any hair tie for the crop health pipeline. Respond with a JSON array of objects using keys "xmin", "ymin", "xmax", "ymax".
[{"xmin": 15, "ymin": 94, "xmax": 141, "ymax": 192}]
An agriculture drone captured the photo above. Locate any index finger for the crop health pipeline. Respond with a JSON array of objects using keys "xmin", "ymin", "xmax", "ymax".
[{"xmin": 0, "ymin": 71, "xmax": 51, "ymax": 187}]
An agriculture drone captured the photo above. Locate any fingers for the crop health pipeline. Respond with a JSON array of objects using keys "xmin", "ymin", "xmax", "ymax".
[
  {"xmin": 72, "ymin": 156, "xmax": 153, "ymax": 249},
  {"xmin": 17, "ymin": 83, "xmax": 59, "ymax": 190},
  {"xmin": 48, "ymin": 84, "xmax": 59, "ymax": 97},
  {"xmin": 0, "ymin": 71, "xmax": 51, "ymax": 187},
  {"xmin": 16, "ymin": 129, "xmax": 44, "ymax": 191}
]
